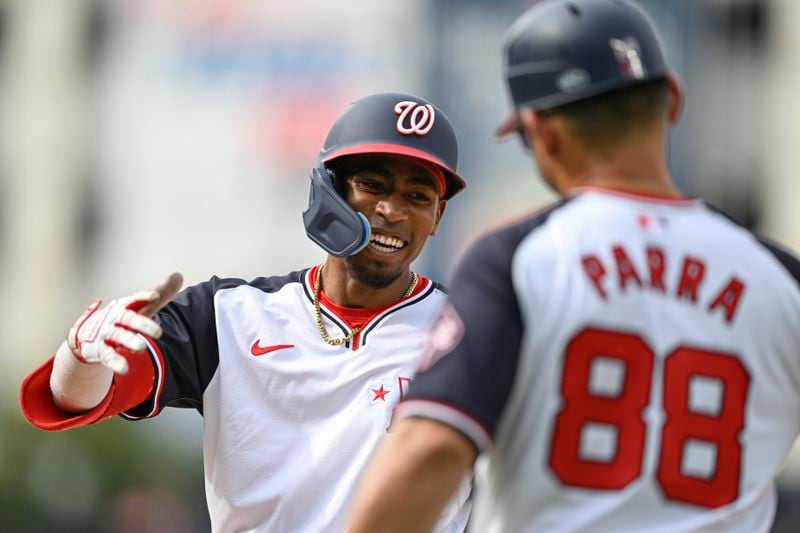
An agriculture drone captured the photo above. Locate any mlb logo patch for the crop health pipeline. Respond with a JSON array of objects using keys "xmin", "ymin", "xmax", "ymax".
[{"xmin": 610, "ymin": 36, "xmax": 646, "ymax": 79}]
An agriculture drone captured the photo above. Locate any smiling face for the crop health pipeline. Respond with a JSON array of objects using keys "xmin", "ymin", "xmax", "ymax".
[{"xmin": 334, "ymin": 154, "xmax": 447, "ymax": 289}]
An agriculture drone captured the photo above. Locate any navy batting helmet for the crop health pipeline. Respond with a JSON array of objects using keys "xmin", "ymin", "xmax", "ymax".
[
  {"xmin": 496, "ymin": 0, "xmax": 670, "ymax": 136},
  {"xmin": 303, "ymin": 92, "xmax": 466, "ymax": 258}
]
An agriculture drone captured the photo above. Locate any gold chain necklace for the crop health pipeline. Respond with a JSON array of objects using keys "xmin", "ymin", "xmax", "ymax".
[{"xmin": 314, "ymin": 267, "xmax": 419, "ymax": 347}]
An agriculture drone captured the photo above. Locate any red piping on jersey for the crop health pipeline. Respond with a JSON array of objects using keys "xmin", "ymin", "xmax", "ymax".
[
  {"xmin": 123, "ymin": 335, "xmax": 166, "ymax": 419},
  {"xmin": 571, "ymin": 186, "xmax": 700, "ymax": 205},
  {"xmin": 308, "ymin": 266, "xmax": 430, "ymax": 350},
  {"xmin": 145, "ymin": 336, "xmax": 165, "ymax": 417}
]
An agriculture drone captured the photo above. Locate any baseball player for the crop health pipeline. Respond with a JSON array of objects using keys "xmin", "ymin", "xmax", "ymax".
[
  {"xmin": 19, "ymin": 92, "xmax": 472, "ymax": 532},
  {"xmin": 346, "ymin": 2, "xmax": 800, "ymax": 532}
]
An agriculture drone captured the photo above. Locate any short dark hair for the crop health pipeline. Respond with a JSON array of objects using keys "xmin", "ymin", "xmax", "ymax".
[{"xmin": 550, "ymin": 78, "xmax": 669, "ymax": 149}]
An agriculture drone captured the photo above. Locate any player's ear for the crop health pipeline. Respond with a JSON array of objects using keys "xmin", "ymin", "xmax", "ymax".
[
  {"xmin": 429, "ymin": 199, "xmax": 447, "ymax": 236},
  {"xmin": 665, "ymin": 73, "xmax": 684, "ymax": 125}
]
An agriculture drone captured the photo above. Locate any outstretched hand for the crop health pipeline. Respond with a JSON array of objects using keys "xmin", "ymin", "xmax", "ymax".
[{"xmin": 66, "ymin": 272, "xmax": 184, "ymax": 375}]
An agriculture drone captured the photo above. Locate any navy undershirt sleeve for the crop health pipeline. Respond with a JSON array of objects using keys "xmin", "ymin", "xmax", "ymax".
[
  {"xmin": 125, "ymin": 272, "xmax": 300, "ymax": 417},
  {"xmin": 124, "ymin": 276, "xmax": 245, "ymax": 416},
  {"xmin": 757, "ymin": 237, "xmax": 800, "ymax": 292},
  {"xmin": 406, "ymin": 205, "xmax": 563, "ymax": 440}
]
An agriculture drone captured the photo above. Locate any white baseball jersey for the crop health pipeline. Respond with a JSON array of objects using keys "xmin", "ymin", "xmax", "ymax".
[
  {"xmin": 398, "ymin": 188, "xmax": 800, "ymax": 532},
  {"xmin": 21, "ymin": 266, "xmax": 470, "ymax": 533}
]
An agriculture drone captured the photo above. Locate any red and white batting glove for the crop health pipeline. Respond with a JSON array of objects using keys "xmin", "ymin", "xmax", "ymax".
[{"xmin": 66, "ymin": 272, "xmax": 183, "ymax": 375}]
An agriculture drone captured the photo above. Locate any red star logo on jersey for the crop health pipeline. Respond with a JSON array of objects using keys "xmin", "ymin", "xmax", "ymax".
[
  {"xmin": 637, "ymin": 213, "xmax": 652, "ymax": 230},
  {"xmin": 371, "ymin": 385, "xmax": 391, "ymax": 402}
]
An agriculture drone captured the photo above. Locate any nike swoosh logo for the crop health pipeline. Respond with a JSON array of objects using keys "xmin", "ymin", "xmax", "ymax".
[{"xmin": 251, "ymin": 340, "xmax": 295, "ymax": 356}]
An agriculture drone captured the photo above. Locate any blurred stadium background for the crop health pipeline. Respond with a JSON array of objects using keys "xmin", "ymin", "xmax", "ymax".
[{"xmin": 1, "ymin": 0, "xmax": 799, "ymax": 531}]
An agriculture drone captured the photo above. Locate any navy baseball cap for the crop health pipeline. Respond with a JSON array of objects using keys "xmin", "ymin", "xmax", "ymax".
[
  {"xmin": 319, "ymin": 92, "xmax": 466, "ymax": 200},
  {"xmin": 496, "ymin": 0, "xmax": 669, "ymax": 137}
]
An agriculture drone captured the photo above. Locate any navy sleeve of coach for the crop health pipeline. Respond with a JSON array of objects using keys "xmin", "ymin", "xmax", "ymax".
[
  {"xmin": 757, "ymin": 237, "xmax": 800, "ymax": 291},
  {"xmin": 125, "ymin": 276, "xmax": 247, "ymax": 416},
  {"xmin": 405, "ymin": 230, "xmax": 525, "ymax": 438}
]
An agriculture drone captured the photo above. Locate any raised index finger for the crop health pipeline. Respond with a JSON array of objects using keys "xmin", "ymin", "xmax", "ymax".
[{"xmin": 136, "ymin": 272, "xmax": 184, "ymax": 317}]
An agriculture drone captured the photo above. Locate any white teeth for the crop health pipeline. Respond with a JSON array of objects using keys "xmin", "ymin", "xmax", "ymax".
[{"xmin": 371, "ymin": 234, "xmax": 405, "ymax": 249}]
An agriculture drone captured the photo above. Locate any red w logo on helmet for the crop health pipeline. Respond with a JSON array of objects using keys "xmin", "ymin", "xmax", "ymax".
[{"xmin": 394, "ymin": 101, "xmax": 435, "ymax": 136}]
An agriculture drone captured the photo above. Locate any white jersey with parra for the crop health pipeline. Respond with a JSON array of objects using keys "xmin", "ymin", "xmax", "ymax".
[{"xmin": 399, "ymin": 188, "xmax": 800, "ymax": 532}]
